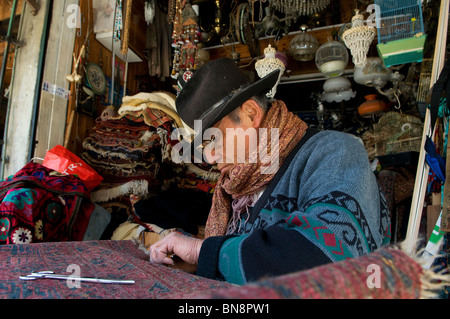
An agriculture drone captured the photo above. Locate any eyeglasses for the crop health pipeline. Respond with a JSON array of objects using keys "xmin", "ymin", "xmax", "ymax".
[{"xmin": 194, "ymin": 118, "xmax": 224, "ymax": 152}]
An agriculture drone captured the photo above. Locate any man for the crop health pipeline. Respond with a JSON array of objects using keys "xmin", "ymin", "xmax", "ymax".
[{"xmin": 149, "ymin": 58, "xmax": 391, "ymax": 285}]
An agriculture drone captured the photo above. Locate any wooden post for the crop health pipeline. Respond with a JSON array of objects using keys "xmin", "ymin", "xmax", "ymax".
[{"xmin": 33, "ymin": 0, "xmax": 79, "ymax": 159}]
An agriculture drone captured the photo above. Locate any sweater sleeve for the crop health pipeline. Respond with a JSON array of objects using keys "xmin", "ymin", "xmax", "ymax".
[{"xmin": 196, "ymin": 235, "xmax": 235, "ymax": 281}]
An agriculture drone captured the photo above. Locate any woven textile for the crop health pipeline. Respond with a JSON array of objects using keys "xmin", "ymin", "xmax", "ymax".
[
  {"xmin": 83, "ymin": 93, "xmax": 220, "ymax": 213},
  {"xmin": 0, "ymin": 240, "xmax": 232, "ymax": 299},
  {"xmin": 2, "ymin": 240, "xmax": 447, "ymax": 299},
  {"xmin": 191, "ymin": 245, "xmax": 447, "ymax": 299},
  {"xmin": 0, "ymin": 163, "xmax": 94, "ymax": 244},
  {"xmin": 82, "ymin": 117, "xmax": 166, "ymax": 205}
]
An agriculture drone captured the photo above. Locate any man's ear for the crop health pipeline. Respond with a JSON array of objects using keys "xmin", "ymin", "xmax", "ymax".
[{"xmin": 241, "ymin": 99, "xmax": 264, "ymax": 128}]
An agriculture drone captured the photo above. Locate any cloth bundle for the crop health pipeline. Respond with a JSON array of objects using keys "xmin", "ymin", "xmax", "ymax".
[
  {"xmin": 82, "ymin": 92, "xmax": 182, "ymax": 204},
  {"xmin": 82, "ymin": 91, "xmax": 219, "ymax": 220},
  {"xmin": 82, "ymin": 117, "xmax": 165, "ymax": 203},
  {"xmin": 0, "ymin": 163, "xmax": 94, "ymax": 244}
]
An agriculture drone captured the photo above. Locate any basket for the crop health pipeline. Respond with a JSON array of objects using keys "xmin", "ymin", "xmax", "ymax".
[
  {"xmin": 386, "ymin": 136, "xmax": 422, "ymax": 154},
  {"xmin": 373, "ymin": 112, "xmax": 423, "ymax": 156}
]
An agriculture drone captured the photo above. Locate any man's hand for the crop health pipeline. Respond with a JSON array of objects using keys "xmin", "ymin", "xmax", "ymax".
[{"xmin": 149, "ymin": 232, "xmax": 203, "ymax": 266}]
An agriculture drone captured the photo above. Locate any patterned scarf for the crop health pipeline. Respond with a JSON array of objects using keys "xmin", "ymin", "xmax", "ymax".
[{"xmin": 204, "ymin": 100, "xmax": 309, "ymax": 238}]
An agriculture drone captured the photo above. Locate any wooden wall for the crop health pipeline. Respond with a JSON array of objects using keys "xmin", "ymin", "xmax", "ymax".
[
  {"xmin": 65, "ymin": 0, "xmax": 150, "ymax": 156},
  {"xmin": 0, "ymin": 0, "xmax": 24, "ymax": 91}
]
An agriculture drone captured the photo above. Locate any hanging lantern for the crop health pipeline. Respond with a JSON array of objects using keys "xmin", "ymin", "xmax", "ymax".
[
  {"xmin": 342, "ymin": 10, "xmax": 376, "ymax": 68},
  {"xmin": 315, "ymin": 38, "xmax": 349, "ymax": 77},
  {"xmin": 289, "ymin": 25, "xmax": 319, "ymax": 62},
  {"xmin": 255, "ymin": 44, "xmax": 286, "ymax": 98}
]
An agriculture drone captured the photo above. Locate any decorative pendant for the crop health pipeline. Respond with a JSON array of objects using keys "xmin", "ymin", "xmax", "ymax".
[{"xmin": 255, "ymin": 44, "xmax": 286, "ymax": 98}]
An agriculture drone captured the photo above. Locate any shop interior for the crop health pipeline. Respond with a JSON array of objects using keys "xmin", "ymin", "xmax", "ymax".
[{"xmin": 0, "ymin": 0, "xmax": 449, "ymax": 299}]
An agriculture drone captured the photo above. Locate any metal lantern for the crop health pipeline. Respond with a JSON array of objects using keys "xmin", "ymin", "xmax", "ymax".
[
  {"xmin": 289, "ymin": 25, "xmax": 319, "ymax": 62},
  {"xmin": 315, "ymin": 39, "xmax": 349, "ymax": 77}
]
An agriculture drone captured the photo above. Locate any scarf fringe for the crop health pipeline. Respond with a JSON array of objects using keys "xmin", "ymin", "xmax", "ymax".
[
  {"xmin": 186, "ymin": 163, "xmax": 221, "ymax": 181},
  {"xmin": 398, "ymin": 241, "xmax": 450, "ymax": 299},
  {"xmin": 91, "ymin": 179, "xmax": 149, "ymax": 203}
]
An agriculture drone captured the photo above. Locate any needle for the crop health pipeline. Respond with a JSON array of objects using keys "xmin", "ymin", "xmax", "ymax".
[{"xmin": 19, "ymin": 271, "xmax": 135, "ymax": 284}]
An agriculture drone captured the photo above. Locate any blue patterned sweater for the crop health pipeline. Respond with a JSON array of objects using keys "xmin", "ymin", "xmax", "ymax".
[{"xmin": 197, "ymin": 129, "xmax": 391, "ymax": 285}]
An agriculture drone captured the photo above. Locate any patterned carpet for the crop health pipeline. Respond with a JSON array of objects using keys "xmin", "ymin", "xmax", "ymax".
[
  {"xmin": 0, "ymin": 240, "xmax": 232, "ymax": 299},
  {"xmin": 0, "ymin": 240, "xmax": 447, "ymax": 299}
]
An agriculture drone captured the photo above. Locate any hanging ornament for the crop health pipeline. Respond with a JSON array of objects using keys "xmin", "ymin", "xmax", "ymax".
[
  {"xmin": 342, "ymin": 10, "xmax": 376, "ymax": 68},
  {"xmin": 269, "ymin": 0, "xmax": 330, "ymax": 19},
  {"xmin": 114, "ymin": 0, "xmax": 123, "ymax": 42},
  {"xmin": 315, "ymin": 38, "xmax": 349, "ymax": 77},
  {"xmin": 66, "ymin": 45, "xmax": 85, "ymax": 83},
  {"xmin": 255, "ymin": 44, "xmax": 286, "ymax": 98},
  {"xmin": 144, "ymin": 0, "xmax": 155, "ymax": 25},
  {"xmin": 289, "ymin": 25, "xmax": 319, "ymax": 62},
  {"xmin": 170, "ymin": 1, "xmax": 202, "ymax": 79}
]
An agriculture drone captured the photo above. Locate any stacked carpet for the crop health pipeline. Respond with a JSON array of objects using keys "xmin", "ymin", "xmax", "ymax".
[
  {"xmin": 81, "ymin": 91, "xmax": 219, "ymax": 223},
  {"xmin": 82, "ymin": 117, "xmax": 166, "ymax": 203}
]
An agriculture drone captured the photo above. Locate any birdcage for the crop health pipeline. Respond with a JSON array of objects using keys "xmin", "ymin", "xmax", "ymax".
[
  {"xmin": 416, "ymin": 58, "xmax": 433, "ymax": 117},
  {"xmin": 374, "ymin": 0, "xmax": 426, "ymax": 67},
  {"xmin": 374, "ymin": 111, "xmax": 423, "ymax": 156}
]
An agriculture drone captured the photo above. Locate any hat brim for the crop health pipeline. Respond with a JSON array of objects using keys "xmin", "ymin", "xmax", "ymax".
[{"xmin": 196, "ymin": 69, "xmax": 280, "ymax": 136}]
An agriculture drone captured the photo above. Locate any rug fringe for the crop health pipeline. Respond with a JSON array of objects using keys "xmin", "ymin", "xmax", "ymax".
[
  {"xmin": 91, "ymin": 180, "xmax": 149, "ymax": 203},
  {"xmin": 399, "ymin": 241, "xmax": 450, "ymax": 299},
  {"xmin": 186, "ymin": 163, "xmax": 220, "ymax": 182}
]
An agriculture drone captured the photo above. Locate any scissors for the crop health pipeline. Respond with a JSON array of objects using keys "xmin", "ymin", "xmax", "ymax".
[{"xmin": 19, "ymin": 271, "xmax": 135, "ymax": 285}]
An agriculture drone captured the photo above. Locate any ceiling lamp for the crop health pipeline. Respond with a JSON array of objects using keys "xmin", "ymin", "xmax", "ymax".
[
  {"xmin": 289, "ymin": 25, "xmax": 319, "ymax": 62},
  {"xmin": 321, "ymin": 76, "xmax": 356, "ymax": 103},
  {"xmin": 315, "ymin": 38, "xmax": 349, "ymax": 77},
  {"xmin": 342, "ymin": 10, "xmax": 376, "ymax": 68},
  {"xmin": 269, "ymin": 0, "xmax": 331, "ymax": 18},
  {"xmin": 255, "ymin": 44, "xmax": 286, "ymax": 98}
]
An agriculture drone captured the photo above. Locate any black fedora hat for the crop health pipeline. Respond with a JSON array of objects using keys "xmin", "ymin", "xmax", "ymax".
[{"xmin": 176, "ymin": 58, "xmax": 280, "ymax": 135}]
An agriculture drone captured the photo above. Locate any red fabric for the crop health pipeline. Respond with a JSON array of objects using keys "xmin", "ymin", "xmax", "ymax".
[
  {"xmin": 0, "ymin": 163, "xmax": 94, "ymax": 244},
  {"xmin": 43, "ymin": 145, "xmax": 103, "ymax": 191}
]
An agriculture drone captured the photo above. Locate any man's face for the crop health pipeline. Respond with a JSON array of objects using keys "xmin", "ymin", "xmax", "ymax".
[{"xmin": 203, "ymin": 106, "xmax": 261, "ymax": 175}]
